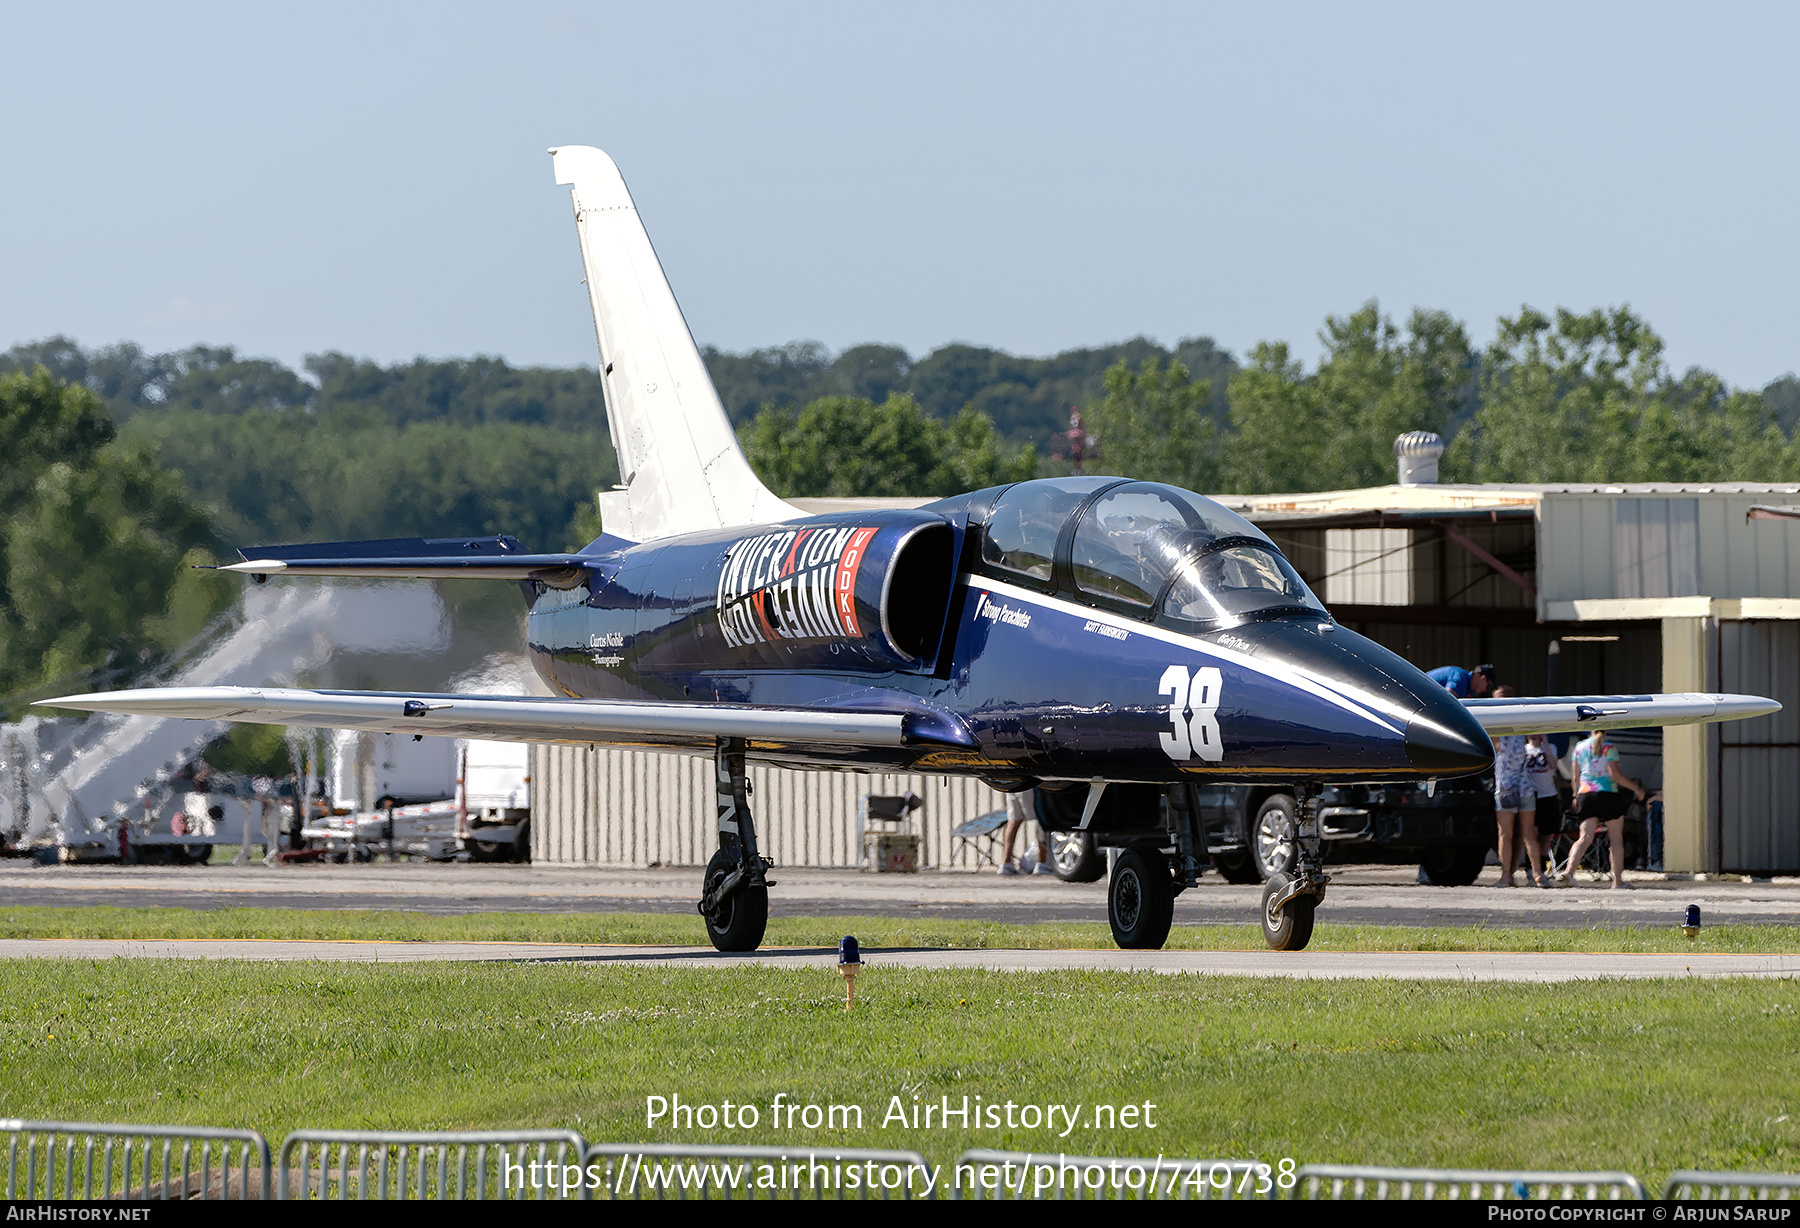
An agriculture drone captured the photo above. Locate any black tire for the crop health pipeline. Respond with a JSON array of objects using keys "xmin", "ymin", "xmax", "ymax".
[
  {"xmin": 1419, "ymin": 846, "xmax": 1487, "ymax": 886},
  {"xmin": 1260, "ymin": 872, "xmax": 1316, "ymax": 951},
  {"xmin": 465, "ymin": 823, "xmax": 502, "ymax": 861},
  {"xmin": 1049, "ymin": 830, "xmax": 1105, "ymax": 882},
  {"xmin": 1251, "ymin": 794, "xmax": 1297, "ymax": 881},
  {"xmin": 1107, "ymin": 848, "xmax": 1174, "ymax": 950},
  {"xmin": 701, "ymin": 846, "xmax": 768, "ymax": 953},
  {"xmin": 182, "ymin": 843, "xmax": 211, "ymax": 865},
  {"xmin": 1213, "ymin": 850, "xmax": 1262, "ymax": 885},
  {"xmin": 509, "ymin": 820, "xmax": 531, "ymax": 864}
]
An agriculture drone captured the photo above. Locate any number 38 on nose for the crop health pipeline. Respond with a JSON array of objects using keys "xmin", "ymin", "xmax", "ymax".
[{"xmin": 1159, "ymin": 664, "xmax": 1222, "ymax": 763}]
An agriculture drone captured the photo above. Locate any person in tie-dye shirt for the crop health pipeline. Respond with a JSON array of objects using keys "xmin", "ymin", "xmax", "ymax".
[{"xmin": 1555, "ymin": 730, "xmax": 1645, "ymax": 889}]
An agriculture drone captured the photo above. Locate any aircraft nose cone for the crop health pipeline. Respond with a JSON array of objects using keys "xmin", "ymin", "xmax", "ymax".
[{"xmin": 1404, "ymin": 714, "xmax": 1493, "ymax": 776}]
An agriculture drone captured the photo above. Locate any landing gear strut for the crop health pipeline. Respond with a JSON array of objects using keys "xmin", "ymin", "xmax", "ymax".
[
  {"xmin": 698, "ymin": 737, "xmax": 771, "ymax": 952},
  {"xmin": 1260, "ymin": 783, "xmax": 1328, "ymax": 951}
]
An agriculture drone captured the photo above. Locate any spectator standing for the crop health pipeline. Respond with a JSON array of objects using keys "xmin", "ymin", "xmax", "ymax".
[
  {"xmin": 1557, "ymin": 729, "xmax": 1645, "ymax": 888},
  {"xmin": 1489, "ymin": 686, "xmax": 1544, "ymax": 887},
  {"xmin": 997, "ymin": 787, "xmax": 1052, "ymax": 876},
  {"xmin": 1523, "ymin": 734, "xmax": 1562, "ymax": 887}
]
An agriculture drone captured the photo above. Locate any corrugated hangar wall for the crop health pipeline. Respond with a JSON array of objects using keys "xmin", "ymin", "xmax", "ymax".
[
  {"xmin": 531, "ymin": 744, "xmax": 1010, "ymax": 869},
  {"xmin": 1718, "ymin": 621, "xmax": 1800, "ymax": 875}
]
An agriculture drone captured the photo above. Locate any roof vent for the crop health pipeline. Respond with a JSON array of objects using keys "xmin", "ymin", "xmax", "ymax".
[{"xmin": 1395, "ymin": 431, "xmax": 1444, "ymax": 485}]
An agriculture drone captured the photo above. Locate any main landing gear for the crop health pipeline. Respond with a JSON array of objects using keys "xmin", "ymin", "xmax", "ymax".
[
  {"xmin": 698, "ymin": 737, "xmax": 772, "ymax": 952},
  {"xmin": 1105, "ymin": 783, "xmax": 1207, "ymax": 950},
  {"xmin": 1259, "ymin": 784, "xmax": 1329, "ymax": 951}
]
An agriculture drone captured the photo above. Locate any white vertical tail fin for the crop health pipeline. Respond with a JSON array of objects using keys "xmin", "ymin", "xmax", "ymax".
[{"xmin": 550, "ymin": 146, "xmax": 798, "ymax": 542}]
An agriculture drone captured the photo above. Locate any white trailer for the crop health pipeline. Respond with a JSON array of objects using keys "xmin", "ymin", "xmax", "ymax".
[
  {"xmin": 302, "ymin": 733, "xmax": 530, "ymax": 862},
  {"xmin": 327, "ymin": 729, "xmax": 459, "ymax": 811},
  {"xmin": 457, "ymin": 740, "xmax": 531, "ymax": 861}
]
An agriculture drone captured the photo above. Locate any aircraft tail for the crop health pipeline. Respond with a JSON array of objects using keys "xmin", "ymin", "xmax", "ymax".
[{"xmin": 551, "ymin": 146, "xmax": 798, "ymax": 542}]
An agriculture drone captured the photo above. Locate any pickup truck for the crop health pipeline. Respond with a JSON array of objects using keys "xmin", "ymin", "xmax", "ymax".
[{"xmin": 1039, "ymin": 777, "xmax": 1497, "ymax": 886}]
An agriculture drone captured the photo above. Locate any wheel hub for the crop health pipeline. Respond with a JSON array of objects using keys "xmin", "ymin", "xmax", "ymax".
[
  {"xmin": 702, "ymin": 869, "xmax": 733, "ymax": 925},
  {"xmin": 1116, "ymin": 870, "xmax": 1142, "ymax": 929}
]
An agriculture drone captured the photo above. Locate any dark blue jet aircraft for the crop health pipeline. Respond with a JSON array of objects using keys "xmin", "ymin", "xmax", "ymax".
[{"xmin": 43, "ymin": 147, "xmax": 1779, "ymax": 953}]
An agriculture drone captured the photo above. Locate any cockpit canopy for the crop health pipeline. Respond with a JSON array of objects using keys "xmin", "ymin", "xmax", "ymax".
[{"xmin": 968, "ymin": 477, "xmax": 1325, "ymax": 628}]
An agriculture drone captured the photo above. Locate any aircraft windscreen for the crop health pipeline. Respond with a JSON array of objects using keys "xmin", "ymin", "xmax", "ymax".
[{"xmin": 1163, "ymin": 543, "xmax": 1324, "ymax": 623}]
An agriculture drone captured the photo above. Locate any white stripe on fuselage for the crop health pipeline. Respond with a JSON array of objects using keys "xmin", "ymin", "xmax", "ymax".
[{"xmin": 963, "ymin": 574, "xmax": 1406, "ymax": 736}]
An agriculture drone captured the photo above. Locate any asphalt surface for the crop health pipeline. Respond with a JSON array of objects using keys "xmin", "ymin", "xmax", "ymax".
[
  {"xmin": 0, "ymin": 937, "xmax": 1790, "ymax": 981},
  {"xmin": 2, "ymin": 860, "xmax": 1798, "ymax": 928}
]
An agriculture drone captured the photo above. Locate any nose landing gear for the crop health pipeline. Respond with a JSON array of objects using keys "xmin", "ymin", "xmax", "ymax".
[{"xmin": 1261, "ymin": 784, "xmax": 1328, "ymax": 951}]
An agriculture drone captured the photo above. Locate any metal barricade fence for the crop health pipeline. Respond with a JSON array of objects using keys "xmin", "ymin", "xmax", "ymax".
[
  {"xmin": 1294, "ymin": 1164, "xmax": 1647, "ymax": 1200},
  {"xmin": 17, "ymin": 1119, "xmax": 1789, "ymax": 1203},
  {"xmin": 1665, "ymin": 1171, "xmax": 1800, "ymax": 1199},
  {"xmin": 2, "ymin": 1119, "xmax": 271, "ymax": 1200},
  {"xmin": 277, "ymin": 1129, "xmax": 590, "ymax": 1200},
  {"xmin": 586, "ymin": 1143, "xmax": 936, "ymax": 1199},
  {"xmin": 952, "ymin": 1149, "xmax": 1275, "ymax": 1199}
]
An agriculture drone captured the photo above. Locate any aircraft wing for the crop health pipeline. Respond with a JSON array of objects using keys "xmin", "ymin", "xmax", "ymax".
[
  {"xmin": 34, "ymin": 687, "xmax": 974, "ymax": 753},
  {"xmin": 1463, "ymin": 693, "xmax": 1779, "ymax": 736}
]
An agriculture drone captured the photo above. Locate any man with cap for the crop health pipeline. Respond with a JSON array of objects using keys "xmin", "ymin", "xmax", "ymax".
[{"xmin": 1426, "ymin": 663, "xmax": 1496, "ymax": 699}]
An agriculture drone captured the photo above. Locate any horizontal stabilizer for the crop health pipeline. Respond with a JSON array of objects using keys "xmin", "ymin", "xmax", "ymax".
[
  {"xmin": 33, "ymin": 686, "xmax": 973, "ymax": 753},
  {"xmin": 1464, "ymin": 693, "xmax": 1780, "ymax": 736},
  {"xmin": 218, "ymin": 536, "xmax": 596, "ymax": 584}
]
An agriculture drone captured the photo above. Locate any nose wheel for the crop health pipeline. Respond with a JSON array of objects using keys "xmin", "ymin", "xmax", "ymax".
[
  {"xmin": 1260, "ymin": 872, "xmax": 1316, "ymax": 950},
  {"xmin": 1260, "ymin": 784, "xmax": 1328, "ymax": 951}
]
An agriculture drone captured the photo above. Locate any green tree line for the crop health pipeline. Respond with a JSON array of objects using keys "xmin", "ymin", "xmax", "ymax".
[
  {"xmin": 1091, "ymin": 302, "xmax": 1800, "ymax": 494},
  {"xmin": 13, "ymin": 304, "xmax": 1796, "ymax": 508},
  {"xmin": 706, "ymin": 337, "xmax": 1238, "ymax": 445},
  {"xmin": 4, "ymin": 334, "xmax": 1239, "ymax": 449}
]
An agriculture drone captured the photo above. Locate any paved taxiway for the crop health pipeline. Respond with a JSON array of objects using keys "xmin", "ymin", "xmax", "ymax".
[
  {"xmin": 0, "ymin": 938, "xmax": 1792, "ymax": 981},
  {"xmin": 2, "ymin": 860, "xmax": 1798, "ymax": 927},
  {"xmin": 3, "ymin": 862, "xmax": 1793, "ymax": 980}
]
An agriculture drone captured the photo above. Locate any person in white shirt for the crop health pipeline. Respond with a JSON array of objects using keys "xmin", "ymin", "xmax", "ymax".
[{"xmin": 1523, "ymin": 734, "xmax": 1561, "ymax": 888}]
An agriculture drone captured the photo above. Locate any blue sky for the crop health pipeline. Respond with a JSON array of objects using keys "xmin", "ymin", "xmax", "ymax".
[{"xmin": 4, "ymin": 2, "xmax": 1796, "ymax": 385}]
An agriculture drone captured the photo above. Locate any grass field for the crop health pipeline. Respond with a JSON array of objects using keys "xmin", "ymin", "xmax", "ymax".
[
  {"xmin": 1, "ymin": 904, "xmax": 1797, "ymax": 954},
  {"xmin": 2, "ymin": 905, "xmax": 1794, "ymax": 1181},
  {"xmin": 0, "ymin": 956, "xmax": 1795, "ymax": 1182}
]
